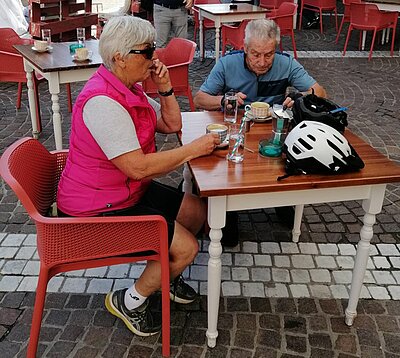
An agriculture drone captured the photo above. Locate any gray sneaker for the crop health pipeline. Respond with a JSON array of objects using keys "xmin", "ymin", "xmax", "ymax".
[{"xmin": 105, "ymin": 288, "xmax": 161, "ymax": 336}]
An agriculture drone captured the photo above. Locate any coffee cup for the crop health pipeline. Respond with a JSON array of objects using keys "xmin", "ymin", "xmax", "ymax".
[
  {"xmin": 33, "ymin": 40, "xmax": 48, "ymax": 52},
  {"xmin": 250, "ymin": 102, "xmax": 270, "ymax": 118},
  {"xmin": 206, "ymin": 123, "xmax": 228, "ymax": 143},
  {"xmin": 75, "ymin": 47, "xmax": 91, "ymax": 61}
]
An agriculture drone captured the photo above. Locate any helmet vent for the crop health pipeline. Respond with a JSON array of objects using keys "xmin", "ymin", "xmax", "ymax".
[{"xmin": 298, "ymin": 138, "xmax": 313, "ymax": 150}]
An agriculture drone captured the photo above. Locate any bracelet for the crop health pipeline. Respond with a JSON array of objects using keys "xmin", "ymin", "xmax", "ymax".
[{"xmin": 158, "ymin": 88, "xmax": 174, "ymax": 97}]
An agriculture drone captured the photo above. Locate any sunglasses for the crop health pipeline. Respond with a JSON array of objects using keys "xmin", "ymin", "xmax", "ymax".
[{"xmin": 129, "ymin": 42, "xmax": 156, "ymax": 60}]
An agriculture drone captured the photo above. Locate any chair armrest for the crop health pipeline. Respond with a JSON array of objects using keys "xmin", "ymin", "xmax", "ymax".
[{"xmin": 0, "ymin": 50, "xmax": 23, "ymax": 59}]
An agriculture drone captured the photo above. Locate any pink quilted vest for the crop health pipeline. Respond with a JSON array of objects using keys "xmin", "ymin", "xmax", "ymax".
[{"xmin": 57, "ymin": 65, "xmax": 156, "ymax": 216}]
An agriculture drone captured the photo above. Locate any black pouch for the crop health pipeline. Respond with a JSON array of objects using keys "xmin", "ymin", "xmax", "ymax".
[{"xmin": 291, "ymin": 92, "xmax": 348, "ymax": 134}]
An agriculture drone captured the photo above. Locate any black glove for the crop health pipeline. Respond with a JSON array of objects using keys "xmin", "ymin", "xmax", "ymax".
[{"xmin": 286, "ymin": 91, "xmax": 303, "ymax": 101}]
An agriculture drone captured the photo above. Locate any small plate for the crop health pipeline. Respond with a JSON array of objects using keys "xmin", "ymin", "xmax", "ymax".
[
  {"xmin": 72, "ymin": 54, "xmax": 92, "ymax": 62},
  {"xmin": 32, "ymin": 46, "xmax": 48, "ymax": 53},
  {"xmin": 216, "ymin": 137, "xmax": 229, "ymax": 149},
  {"xmin": 245, "ymin": 109, "xmax": 272, "ymax": 123}
]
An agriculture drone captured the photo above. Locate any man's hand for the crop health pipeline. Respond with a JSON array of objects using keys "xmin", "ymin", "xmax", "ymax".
[
  {"xmin": 183, "ymin": 0, "xmax": 193, "ymax": 9},
  {"xmin": 237, "ymin": 92, "xmax": 247, "ymax": 107}
]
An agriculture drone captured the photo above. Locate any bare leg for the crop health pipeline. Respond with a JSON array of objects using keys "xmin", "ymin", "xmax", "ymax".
[
  {"xmin": 135, "ymin": 221, "xmax": 199, "ymax": 296},
  {"xmin": 176, "ymin": 193, "xmax": 207, "ymax": 235}
]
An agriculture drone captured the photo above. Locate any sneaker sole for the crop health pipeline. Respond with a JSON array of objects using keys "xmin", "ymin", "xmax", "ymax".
[
  {"xmin": 105, "ymin": 292, "xmax": 159, "ymax": 337},
  {"xmin": 169, "ymin": 292, "xmax": 195, "ymax": 304}
]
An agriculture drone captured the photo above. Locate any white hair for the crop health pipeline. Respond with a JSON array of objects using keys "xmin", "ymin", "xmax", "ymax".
[
  {"xmin": 99, "ymin": 16, "xmax": 156, "ymax": 70},
  {"xmin": 244, "ymin": 19, "xmax": 281, "ymax": 47}
]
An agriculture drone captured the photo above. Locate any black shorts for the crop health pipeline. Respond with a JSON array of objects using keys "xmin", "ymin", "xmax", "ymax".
[
  {"xmin": 99, "ymin": 180, "xmax": 183, "ymax": 245},
  {"xmin": 58, "ymin": 181, "xmax": 184, "ymax": 246}
]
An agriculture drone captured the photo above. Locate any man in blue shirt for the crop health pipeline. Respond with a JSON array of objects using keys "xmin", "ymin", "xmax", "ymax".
[{"xmin": 194, "ymin": 18, "xmax": 326, "ymax": 110}]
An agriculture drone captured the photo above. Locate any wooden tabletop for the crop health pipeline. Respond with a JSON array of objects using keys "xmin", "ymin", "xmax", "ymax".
[
  {"xmin": 14, "ymin": 40, "xmax": 102, "ymax": 73},
  {"xmin": 194, "ymin": 3, "xmax": 269, "ymax": 15},
  {"xmin": 180, "ymin": 112, "xmax": 400, "ymax": 197}
]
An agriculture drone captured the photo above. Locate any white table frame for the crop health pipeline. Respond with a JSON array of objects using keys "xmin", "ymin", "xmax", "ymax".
[
  {"xmin": 196, "ymin": 4, "xmax": 269, "ymax": 62},
  {"xmin": 201, "ymin": 181, "xmax": 386, "ymax": 347},
  {"xmin": 23, "ymin": 62, "xmax": 97, "ymax": 150}
]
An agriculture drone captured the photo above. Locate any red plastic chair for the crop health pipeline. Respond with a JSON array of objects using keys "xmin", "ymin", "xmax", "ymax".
[
  {"xmin": 299, "ymin": 0, "xmax": 338, "ymax": 34},
  {"xmin": 343, "ymin": 3, "xmax": 398, "ymax": 61},
  {"xmin": 335, "ymin": 0, "xmax": 361, "ymax": 44},
  {"xmin": 0, "ymin": 138, "xmax": 171, "ymax": 358},
  {"xmin": 0, "ymin": 28, "xmax": 72, "ymax": 133},
  {"xmin": 192, "ymin": 0, "xmax": 219, "ymax": 45},
  {"xmin": 221, "ymin": 19, "xmax": 250, "ymax": 55},
  {"xmin": 142, "ymin": 38, "xmax": 197, "ymax": 111},
  {"xmin": 268, "ymin": 2, "xmax": 298, "ymax": 59},
  {"xmin": 260, "ymin": 0, "xmax": 293, "ymax": 10}
]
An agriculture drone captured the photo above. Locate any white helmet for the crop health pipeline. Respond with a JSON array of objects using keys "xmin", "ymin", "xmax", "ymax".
[{"xmin": 282, "ymin": 121, "xmax": 364, "ymax": 175}]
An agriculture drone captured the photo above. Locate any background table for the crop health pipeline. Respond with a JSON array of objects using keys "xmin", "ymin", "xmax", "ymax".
[
  {"xmin": 180, "ymin": 111, "xmax": 400, "ymax": 348},
  {"xmin": 14, "ymin": 40, "xmax": 102, "ymax": 150},
  {"xmin": 195, "ymin": 3, "xmax": 269, "ymax": 61}
]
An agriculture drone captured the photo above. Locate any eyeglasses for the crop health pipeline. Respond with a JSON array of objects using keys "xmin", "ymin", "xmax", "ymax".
[{"xmin": 129, "ymin": 42, "xmax": 156, "ymax": 60}]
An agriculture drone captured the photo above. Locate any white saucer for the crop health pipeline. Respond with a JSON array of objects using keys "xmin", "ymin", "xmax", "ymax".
[
  {"xmin": 216, "ymin": 137, "xmax": 229, "ymax": 149},
  {"xmin": 32, "ymin": 46, "xmax": 48, "ymax": 53},
  {"xmin": 72, "ymin": 55, "xmax": 91, "ymax": 62},
  {"xmin": 245, "ymin": 110, "xmax": 272, "ymax": 123}
]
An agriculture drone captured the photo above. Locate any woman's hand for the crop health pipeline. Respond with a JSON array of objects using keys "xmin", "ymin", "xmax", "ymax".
[
  {"xmin": 190, "ymin": 133, "xmax": 220, "ymax": 157},
  {"xmin": 150, "ymin": 59, "xmax": 171, "ymax": 90}
]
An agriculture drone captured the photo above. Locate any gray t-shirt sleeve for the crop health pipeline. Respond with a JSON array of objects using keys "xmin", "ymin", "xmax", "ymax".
[{"xmin": 83, "ymin": 95, "xmax": 160, "ymax": 160}]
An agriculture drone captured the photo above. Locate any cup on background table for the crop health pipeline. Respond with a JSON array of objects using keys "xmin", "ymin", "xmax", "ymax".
[
  {"xmin": 77, "ymin": 27, "xmax": 85, "ymax": 45},
  {"xmin": 74, "ymin": 47, "xmax": 92, "ymax": 61},
  {"xmin": 33, "ymin": 39, "xmax": 48, "ymax": 52},
  {"xmin": 41, "ymin": 29, "xmax": 51, "ymax": 47},
  {"xmin": 223, "ymin": 91, "xmax": 238, "ymax": 123},
  {"xmin": 227, "ymin": 123, "xmax": 245, "ymax": 163}
]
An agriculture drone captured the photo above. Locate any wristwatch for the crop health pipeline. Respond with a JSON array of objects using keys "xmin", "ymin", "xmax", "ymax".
[{"xmin": 158, "ymin": 88, "xmax": 174, "ymax": 97}]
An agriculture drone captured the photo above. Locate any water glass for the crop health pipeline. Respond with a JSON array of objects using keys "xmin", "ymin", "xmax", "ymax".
[
  {"xmin": 227, "ymin": 124, "xmax": 244, "ymax": 163},
  {"xmin": 77, "ymin": 27, "xmax": 85, "ymax": 45},
  {"xmin": 223, "ymin": 91, "xmax": 238, "ymax": 124},
  {"xmin": 41, "ymin": 29, "xmax": 51, "ymax": 46}
]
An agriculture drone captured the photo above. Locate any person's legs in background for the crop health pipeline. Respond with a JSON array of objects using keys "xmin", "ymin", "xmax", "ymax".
[
  {"xmin": 153, "ymin": 4, "xmax": 173, "ymax": 47},
  {"xmin": 172, "ymin": 7, "xmax": 189, "ymax": 39}
]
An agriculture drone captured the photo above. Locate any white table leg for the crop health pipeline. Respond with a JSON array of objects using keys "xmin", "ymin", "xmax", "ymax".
[
  {"xmin": 214, "ymin": 22, "xmax": 221, "ymax": 62},
  {"xmin": 382, "ymin": 29, "xmax": 386, "ymax": 45},
  {"xmin": 199, "ymin": 14, "xmax": 204, "ymax": 60},
  {"xmin": 48, "ymin": 73, "xmax": 63, "ymax": 150},
  {"xmin": 293, "ymin": 0, "xmax": 298, "ymax": 29},
  {"xmin": 182, "ymin": 163, "xmax": 193, "ymax": 193},
  {"xmin": 23, "ymin": 61, "xmax": 39, "ymax": 139},
  {"xmin": 345, "ymin": 184, "xmax": 386, "ymax": 326},
  {"xmin": 206, "ymin": 196, "xmax": 226, "ymax": 348},
  {"xmin": 292, "ymin": 204, "xmax": 304, "ymax": 243},
  {"xmin": 362, "ymin": 31, "xmax": 366, "ymax": 51}
]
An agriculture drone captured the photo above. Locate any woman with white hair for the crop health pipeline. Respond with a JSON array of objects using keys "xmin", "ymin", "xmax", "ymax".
[{"xmin": 57, "ymin": 16, "xmax": 220, "ymax": 337}]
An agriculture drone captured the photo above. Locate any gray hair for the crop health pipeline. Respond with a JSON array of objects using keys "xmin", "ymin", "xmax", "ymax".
[
  {"xmin": 244, "ymin": 19, "xmax": 281, "ymax": 47},
  {"xmin": 99, "ymin": 16, "xmax": 156, "ymax": 70}
]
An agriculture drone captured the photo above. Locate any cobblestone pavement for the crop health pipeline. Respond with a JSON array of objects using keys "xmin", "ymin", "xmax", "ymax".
[{"xmin": 1, "ymin": 14, "xmax": 400, "ymax": 357}]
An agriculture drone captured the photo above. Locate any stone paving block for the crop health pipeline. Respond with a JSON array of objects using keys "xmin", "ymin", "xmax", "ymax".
[
  {"xmin": 291, "ymin": 270, "xmax": 310, "ymax": 283},
  {"xmin": 373, "ymin": 256, "xmax": 391, "ymax": 269},
  {"xmin": 15, "ymin": 247, "xmax": 36, "ymax": 260},
  {"xmin": 190, "ymin": 265, "xmax": 208, "ymax": 281},
  {"xmin": 333, "ymin": 271, "xmax": 353, "ymax": 284},
  {"xmin": 292, "ymin": 255, "xmax": 315, "ymax": 268},
  {"xmin": 194, "ymin": 252, "xmax": 208, "ymax": 265},
  {"xmin": 261, "ymin": 242, "xmax": 281, "ymax": 254},
  {"xmin": 372, "ymin": 271, "xmax": 396, "ymax": 285},
  {"xmin": 242, "ymin": 241, "xmax": 258, "ymax": 253},
  {"xmin": 289, "ymin": 284, "xmax": 310, "ymax": 298},
  {"xmin": 1, "ymin": 260, "xmax": 26, "ymax": 275},
  {"xmin": 265, "ymin": 283, "xmax": 289, "ymax": 298},
  {"xmin": 251, "ymin": 268, "xmax": 271, "ymax": 281},
  {"xmin": 84, "ymin": 267, "xmax": 107, "ymax": 278},
  {"xmin": 0, "ymin": 247, "xmax": 18, "ymax": 259},
  {"xmin": 315, "ymin": 256, "xmax": 337, "ymax": 269},
  {"xmin": 389, "ymin": 256, "xmax": 400, "ymax": 268},
  {"xmin": 0, "ymin": 276, "xmax": 23, "ymax": 291},
  {"xmin": 254, "ymin": 254, "xmax": 271, "ymax": 266},
  {"xmin": 367, "ymin": 286, "xmax": 390, "ymax": 300},
  {"xmin": 17, "ymin": 277, "xmax": 38, "ymax": 292},
  {"xmin": 0, "ymin": 233, "xmax": 7, "ymax": 244},
  {"xmin": 242, "ymin": 283, "xmax": 265, "ymax": 297},
  {"xmin": 310, "ymin": 269, "xmax": 331, "ymax": 283},
  {"xmin": 338, "ymin": 244, "xmax": 356, "ymax": 256},
  {"xmin": 377, "ymin": 244, "xmax": 400, "ymax": 256},
  {"xmin": 392, "ymin": 272, "xmax": 400, "ymax": 284},
  {"xmin": 1, "ymin": 234, "xmax": 26, "ymax": 246},
  {"xmin": 47, "ymin": 277, "xmax": 64, "ymax": 292},
  {"xmin": 222, "ymin": 282, "xmax": 241, "ymax": 296},
  {"xmin": 298, "ymin": 243, "xmax": 318, "ymax": 255},
  {"xmin": 281, "ymin": 243, "xmax": 299, "ymax": 254},
  {"xmin": 61, "ymin": 278, "xmax": 87, "ymax": 293},
  {"xmin": 22, "ymin": 234, "xmax": 36, "ymax": 246},
  {"xmin": 221, "ymin": 266, "xmax": 231, "ymax": 280},
  {"xmin": 199, "ymin": 281, "xmax": 208, "ymax": 295},
  {"xmin": 106, "ymin": 264, "xmax": 130, "ymax": 278},
  {"xmin": 272, "ymin": 269, "xmax": 291, "ymax": 283},
  {"xmin": 274, "ymin": 255, "xmax": 290, "ymax": 267},
  {"xmin": 64, "ymin": 269, "xmax": 85, "ymax": 277},
  {"xmin": 221, "ymin": 253, "xmax": 233, "ymax": 265},
  {"xmin": 232, "ymin": 267, "xmax": 250, "ymax": 281},
  {"xmin": 234, "ymin": 253, "xmax": 254, "ymax": 266},
  {"xmin": 336, "ymin": 256, "xmax": 354, "ymax": 269},
  {"xmin": 22, "ymin": 260, "xmax": 40, "ymax": 276},
  {"xmin": 330, "ymin": 285, "xmax": 349, "ymax": 299},
  {"xmin": 129, "ymin": 264, "xmax": 145, "ymax": 279},
  {"xmin": 319, "ymin": 244, "xmax": 339, "ymax": 255},
  {"xmin": 112, "ymin": 279, "xmax": 132, "ymax": 290},
  {"xmin": 86, "ymin": 279, "xmax": 113, "ymax": 294}
]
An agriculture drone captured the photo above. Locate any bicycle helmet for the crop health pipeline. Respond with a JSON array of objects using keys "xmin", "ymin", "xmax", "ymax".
[
  {"xmin": 281, "ymin": 121, "xmax": 364, "ymax": 177},
  {"xmin": 292, "ymin": 91, "xmax": 348, "ymax": 133}
]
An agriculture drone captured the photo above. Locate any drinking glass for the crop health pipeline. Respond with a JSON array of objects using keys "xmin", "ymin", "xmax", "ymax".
[
  {"xmin": 41, "ymin": 29, "xmax": 51, "ymax": 47},
  {"xmin": 77, "ymin": 27, "xmax": 85, "ymax": 45},
  {"xmin": 223, "ymin": 91, "xmax": 238, "ymax": 124},
  {"xmin": 227, "ymin": 124, "xmax": 244, "ymax": 163}
]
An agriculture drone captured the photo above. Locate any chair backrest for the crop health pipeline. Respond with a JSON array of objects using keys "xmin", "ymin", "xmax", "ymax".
[
  {"xmin": 349, "ymin": 3, "xmax": 382, "ymax": 26},
  {"xmin": 0, "ymin": 28, "xmax": 32, "ymax": 83},
  {"xmin": 0, "ymin": 138, "xmax": 66, "ymax": 220},
  {"xmin": 343, "ymin": 0, "xmax": 361, "ymax": 18},
  {"xmin": 270, "ymin": 2, "xmax": 298, "ymax": 31}
]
